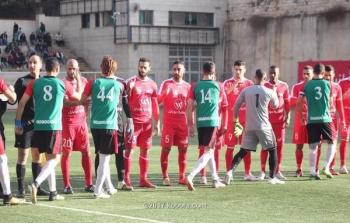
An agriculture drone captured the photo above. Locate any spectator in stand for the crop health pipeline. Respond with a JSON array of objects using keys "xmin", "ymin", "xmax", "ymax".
[
  {"xmin": 30, "ymin": 32, "xmax": 36, "ymax": 45},
  {"xmin": 0, "ymin": 32, "xmax": 8, "ymax": 46},
  {"xmin": 54, "ymin": 32, "xmax": 64, "ymax": 46},
  {"xmin": 13, "ymin": 22, "xmax": 18, "ymax": 41},
  {"xmin": 56, "ymin": 51, "xmax": 65, "ymax": 64},
  {"xmin": 40, "ymin": 22, "xmax": 45, "ymax": 33},
  {"xmin": 43, "ymin": 33, "xmax": 52, "ymax": 47}
]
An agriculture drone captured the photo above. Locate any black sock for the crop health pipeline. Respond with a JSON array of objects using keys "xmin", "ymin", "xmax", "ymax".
[
  {"xmin": 268, "ymin": 149, "xmax": 277, "ymax": 178},
  {"xmin": 16, "ymin": 164, "xmax": 26, "ymax": 192},
  {"xmin": 94, "ymin": 153, "xmax": 99, "ymax": 176},
  {"xmin": 0, "ymin": 183, "xmax": 3, "ymax": 195},
  {"xmin": 231, "ymin": 148, "xmax": 248, "ymax": 173},
  {"xmin": 115, "ymin": 152, "xmax": 124, "ymax": 181},
  {"xmin": 32, "ymin": 162, "xmax": 41, "ymax": 189}
]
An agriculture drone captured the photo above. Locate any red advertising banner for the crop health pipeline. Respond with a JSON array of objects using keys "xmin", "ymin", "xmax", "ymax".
[{"xmin": 298, "ymin": 60, "xmax": 350, "ymax": 82}]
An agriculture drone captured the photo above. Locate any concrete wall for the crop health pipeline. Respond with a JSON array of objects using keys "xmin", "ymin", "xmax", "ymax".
[
  {"xmin": 226, "ymin": 0, "xmax": 350, "ymax": 84},
  {"xmin": 0, "ymin": 19, "xmax": 36, "ymax": 41},
  {"xmin": 36, "ymin": 14, "xmax": 60, "ymax": 34}
]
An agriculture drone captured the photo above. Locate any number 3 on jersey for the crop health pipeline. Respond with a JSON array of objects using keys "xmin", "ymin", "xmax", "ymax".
[
  {"xmin": 314, "ymin": 86, "xmax": 322, "ymax": 100},
  {"xmin": 97, "ymin": 87, "xmax": 114, "ymax": 102}
]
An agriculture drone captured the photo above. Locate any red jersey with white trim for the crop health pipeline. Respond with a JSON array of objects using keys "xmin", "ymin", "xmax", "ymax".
[
  {"xmin": 339, "ymin": 78, "xmax": 350, "ymax": 123},
  {"xmin": 158, "ymin": 78, "xmax": 190, "ymax": 124},
  {"xmin": 223, "ymin": 77, "xmax": 253, "ymax": 124},
  {"xmin": 290, "ymin": 81, "xmax": 308, "ymax": 125},
  {"xmin": 329, "ymin": 81, "xmax": 343, "ymax": 121},
  {"xmin": 127, "ymin": 76, "xmax": 157, "ymax": 124},
  {"xmin": 0, "ymin": 79, "xmax": 9, "ymax": 94},
  {"xmin": 62, "ymin": 77, "xmax": 88, "ymax": 126},
  {"xmin": 264, "ymin": 81, "xmax": 290, "ymax": 124}
]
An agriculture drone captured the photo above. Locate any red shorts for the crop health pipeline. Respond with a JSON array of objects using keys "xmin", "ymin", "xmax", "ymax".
[
  {"xmin": 292, "ymin": 120, "xmax": 308, "ymax": 145},
  {"xmin": 331, "ymin": 118, "xmax": 338, "ymax": 141},
  {"xmin": 341, "ymin": 122, "xmax": 350, "ymax": 141},
  {"xmin": 161, "ymin": 121, "xmax": 188, "ymax": 148},
  {"xmin": 271, "ymin": 123, "xmax": 286, "ymax": 146},
  {"xmin": 215, "ymin": 134, "xmax": 224, "ymax": 149},
  {"xmin": 62, "ymin": 123, "xmax": 90, "ymax": 152},
  {"xmin": 0, "ymin": 135, "xmax": 4, "ymax": 155},
  {"xmin": 225, "ymin": 121, "xmax": 243, "ymax": 148},
  {"xmin": 125, "ymin": 121, "xmax": 152, "ymax": 149}
]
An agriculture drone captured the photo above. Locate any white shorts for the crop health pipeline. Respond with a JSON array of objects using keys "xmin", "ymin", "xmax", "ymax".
[{"xmin": 241, "ymin": 129, "xmax": 276, "ymax": 151}]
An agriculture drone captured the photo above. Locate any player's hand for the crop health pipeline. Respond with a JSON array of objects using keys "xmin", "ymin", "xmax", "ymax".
[
  {"xmin": 284, "ymin": 117, "xmax": 290, "ymax": 128},
  {"xmin": 15, "ymin": 119, "xmax": 23, "ymax": 135},
  {"xmin": 233, "ymin": 121, "xmax": 243, "ymax": 137},
  {"xmin": 9, "ymin": 85, "xmax": 14, "ymax": 92},
  {"xmin": 188, "ymin": 125, "xmax": 195, "ymax": 137},
  {"xmin": 152, "ymin": 121, "xmax": 160, "ymax": 136},
  {"xmin": 126, "ymin": 118, "xmax": 134, "ymax": 136}
]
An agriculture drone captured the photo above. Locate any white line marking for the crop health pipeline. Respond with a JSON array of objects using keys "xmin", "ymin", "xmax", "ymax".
[{"xmin": 24, "ymin": 202, "xmax": 171, "ymax": 223}]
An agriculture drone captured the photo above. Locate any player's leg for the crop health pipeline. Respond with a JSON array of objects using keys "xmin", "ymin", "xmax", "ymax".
[
  {"xmin": 60, "ymin": 150, "xmax": 72, "ymax": 193},
  {"xmin": 175, "ymin": 123, "xmax": 188, "ymax": 185},
  {"xmin": 275, "ymin": 125, "xmax": 286, "ymax": 180},
  {"xmin": 198, "ymin": 145, "xmax": 207, "ymax": 184},
  {"xmin": 293, "ymin": 123, "xmax": 307, "ymax": 177},
  {"xmin": 115, "ymin": 132, "xmax": 125, "ymax": 186},
  {"xmin": 16, "ymin": 148, "xmax": 29, "ymax": 197},
  {"xmin": 177, "ymin": 147, "xmax": 187, "ymax": 185},
  {"xmin": 339, "ymin": 124, "xmax": 349, "ymax": 174},
  {"xmin": 315, "ymin": 143, "xmax": 322, "ymax": 173},
  {"xmin": 206, "ymin": 130, "xmax": 225, "ymax": 188},
  {"xmin": 160, "ymin": 126, "xmax": 173, "ymax": 185},
  {"xmin": 259, "ymin": 149, "xmax": 268, "ymax": 180},
  {"xmin": 321, "ymin": 123, "xmax": 337, "ymax": 178},
  {"xmin": 223, "ymin": 130, "xmax": 235, "ymax": 185}
]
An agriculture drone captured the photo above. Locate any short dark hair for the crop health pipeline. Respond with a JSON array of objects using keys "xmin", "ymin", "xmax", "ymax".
[
  {"xmin": 173, "ymin": 60, "xmax": 185, "ymax": 66},
  {"xmin": 139, "ymin": 57, "xmax": 151, "ymax": 64},
  {"xmin": 313, "ymin": 63, "xmax": 325, "ymax": 75},
  {"xmin": 234, "ymin": 60, "xmax": 246, "ymax": 67},
  {"xmin": 304, "ymin": 65, "xmax": 313, "ymax": 70},
  {"xmin": 203, "ymin": 61, "xmax": 215, "ymax": 74},
  {"xmin": 45, "ymin": 58, "xmax": 60, "ymax": 72},
  {"xmin": 269, "ymin": 65, "xmax": 278, "ymax": 70},
  {"xmin": 325, "ymin": 65, "xmax": 334, "ymax": 72},
  {"xmin": 255, "ymin": 69, "xmax": 265, "ymax": 80}
]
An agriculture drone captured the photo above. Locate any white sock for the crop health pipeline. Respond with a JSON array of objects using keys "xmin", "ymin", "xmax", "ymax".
[
  {"xmin": 0, "ymin": 154, "xmax": 11, "ymax": 195},
  {"xmin": 35, "ymin": 158, "xmax": 57, "ymax": 186},
  {"xmin": 324, "ymin": 143, "xmax": 337, "ymax": 170},
  {"xmin": 208, "ymin": 150, "xmax": 219, "ymax": 181},
  {"xmin": 188, "ymin": 149, "xmax": 212, "ymax": 180},
  {"xmin": 309, "ymin": 143, "xmax": 318, "ymax": 175},
  {"xmin": 104, "ymin": 157, "xmax": 115, "ymax": 191},
  {"xmin": 47, "ymin": 169, "xmax": 56, "ymax": 192},
  {"xmin": 94, "ymin": 153, "xmax": 110, "ymax": 195}
]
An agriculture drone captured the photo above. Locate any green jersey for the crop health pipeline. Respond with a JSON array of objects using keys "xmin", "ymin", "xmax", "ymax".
[
  {"xmin": 190, "ymin": 80, "xmax": 223, "ymax": 127},
  {"xmin": 88, "ymin": 77, "xmax": 122, "ymax": 129},
  {"xmin": 29, "ymin": 76, "xmax": 70, "ymax": 130},
  {"xmin": 302, "ymin": 79, "xmax": 331, "ymax": 124}
]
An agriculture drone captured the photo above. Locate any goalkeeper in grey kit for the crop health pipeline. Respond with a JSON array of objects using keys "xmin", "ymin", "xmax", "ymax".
[{"xmin": 227, "ymin": 69, "xmax": 285, "ymax": 184}]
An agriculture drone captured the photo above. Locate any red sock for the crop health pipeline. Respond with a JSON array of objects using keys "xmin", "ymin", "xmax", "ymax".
[
  {"xmin": 123, "ymin": 153, "xmax": 132, "ymax": 184},
  {"xmin": 160, "ymin": 150, "xmax": 169, "ymax": 178},
  {"xmin": 214, "ymin": 148, "xmax": 220, "ymax": 173},
  {"xmin": 139, "ymin": 155, "xmax": 149, "ymax": 182},
  {"xmin": 316, "ymin": 147, "xmax": 321, "ymax": 171},
  {"xmin": 295, "ymin": 149, "xmax": 303, "ymax": 170},
  {"xmin": 198, "ymin": 146, "xmax": 206, "ymax": 177},
  {"xmin": 178, "ymin": 150, "xmax": 187, "ymax": 180},
  {"xmin": 340, "ymin": 140, "xmax": 347, "ymax": 167},
  {"xmin": 276, "ymin": 143, "xmax": 283, "ymax": 173},
  {"xmin": 330, "ymin": 152, "xmax": 336, "ymax": 170},
  {"xmin": 60, "ymin": 152, "xmax": 70, "ymax": 187},
  {"xmin": 243, "ymin": 152, "xmax": 251, "ymax": 175},
  {"xmin": 81, "ymin": 152, "xmax": 93, "ymax": 186},
  {"xmin": 225, "ymin": 148, "xmax": 234, "ymax": 171},
  {"xmin": 260, "ymin": 150, "xmax": 268, "ymax": 172}
]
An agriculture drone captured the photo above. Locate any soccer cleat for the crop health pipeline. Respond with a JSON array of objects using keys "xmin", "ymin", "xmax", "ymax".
[
  {"xmin": 329, "ymin": 169, "xmax": 339, "ymax": 176},
  {"xmin": 37, "ymin": 187, "xmax": 50, "ymax": 196},
  {"xmin": 84, "ymin": 185, "xmax": 95, "ymax": 193},
  {"xmin": 212, "ymin": 180, "xmax": 226, "ymax": 188},
  {"xmin": 16, "ymin": 189, "xmax": 25, "ymax": 198},
  {"xmin": 199, "ymin": 176, "xmax": 208, "ymax": 185},
  {"xmin": 28, "ymin": 183, "xmax": 38, "ymax": 204},
  {"xmin": 93, "ymin": 193, "xmax": 110, "ymax": 199},
  {"xmin": 257, "ymin": 171, "xmax": 266, "ymax": 180},
  {"xmin": 107, "ymin": 188, "xmax": 117, "ymax": 195},
  {"xmin": 309, "ymin": 174, "xmax": 322, "ymax": 180},
  {"xmin": 339, "ymin": 166, "xmax": 349, "ymax": 174},
  {"xmin": 275, "ymin": 171, "xmax": 287, "ymax": 180},
  {"xmin": 3, "ymin": 197, "xmax": 25, "ymax": 205},
  {"xmin": 223, "ymin": 174, "xmax": 232, "ymax": 185},
  {"xmin": 178, "ymin": 178, "xmax": 187, "ymax": 185},
  {"xmin": 63, "ymin": 186, "xmax": 74, "ymax": 194},
  {"xmin": 162, "ymin": 177, "xmax": 171, "ymax": 186},
  {"xmin": 186, "ymin": 176, "xmax": 195, "ymax": 191},
  {"xmin": 139, "ymin": 180, "xmax": 157, "ymax": 188},
  {"xmin": 244, "ymin": 173, "xmax": 258, "ymax": 181},
  {"xmin": 295, "ymin": 169, "xmax": 303, "ymax": 177},
  {"xmin": 49, "ymin": 191, "xmax": 65, "ymax": 201},
  {"xmin": 121, "ymin": 181, "xmax": 134, "ymax": 191},
  {"xmin": 268, "ymin": 177, "xmax": 285, "ymax": 185},
  {"xmin": 321, "ymin": 169, "xmax": 334, "ymax": 179}
]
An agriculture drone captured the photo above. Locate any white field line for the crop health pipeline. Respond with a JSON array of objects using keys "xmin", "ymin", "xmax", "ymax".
[{"xmin": 24, "ymin": 202, "xmax": 172, "ymax": 223}]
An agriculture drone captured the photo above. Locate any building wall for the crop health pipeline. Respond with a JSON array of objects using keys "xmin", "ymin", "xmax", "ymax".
[
  {"xmin": 0, "ymin": 19, "xmax": 36, "ymax": 40},
  {"xmin": 226, "ymin": 0, "xmax": 350, "ymax": 84}
]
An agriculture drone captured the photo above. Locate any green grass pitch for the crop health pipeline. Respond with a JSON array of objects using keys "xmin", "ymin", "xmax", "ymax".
[{"xmin": 1, "ymin": 110, "xmax": 350, "ymax": 223}]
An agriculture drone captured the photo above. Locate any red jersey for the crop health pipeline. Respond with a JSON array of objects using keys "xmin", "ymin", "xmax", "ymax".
[
  {"xmin": 0, "ymin": 79, "xmax": 9, "ymax": 93},
  {"xmin": 264, "ymin": 81, "xmax": 290, "ymax": 124},
  {"xmin": 290, "ymin": 81, "xmax": 308, "ymax": 125},
  {"xmin": 223, "ymin": 77, "xmax": 253, "ymax": 124},
  {"xmin": 329, "ymin": 81, "xmax": 344, "ymax": 123},
  {"xmin": 62, "ymin": 77, "xmax": 88, "ymax": 126},
  {"xmin": 127, "ymin": 76, "xmax": 158, "ymax": 124},
  {"xmin": 158, "ymin": 78, "xmax": 190, "ymax": 124},
  {"xmin": 338, "ymin": 78, "xmax": 350, "ymax": 123}
]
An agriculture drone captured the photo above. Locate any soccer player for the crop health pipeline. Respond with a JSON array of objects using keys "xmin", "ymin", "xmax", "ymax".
[
  {"xmin": 290, "ymin": 66, "xmax": 313, "ymax": 177},
  {"xmin": 298, "ymin": 63, "xmax": 336, "ymax": 180},
  {"xmin": 81, "ymin": 56, "xmax": 123, "ymax": 198},
  {"xmin": 227, "ymin": 69, "xmax": 284, "ymax": 185},
  {"xmin": 186, "ymin": 61, "xmax": 227, "ymax": 191},
  {"xmin": 158, "ymin": 60, "xmax": 190, "ymax": 186},
  {"xmin": 0, "ymin": 78, "xmax": 25, "ymax": 205},
  {"xmin": 60, "ymin": 59, "xmax": 93, "ymax": 194},
  {"xmin": 14, "ymin": 55, "xmax": 49, "ymax": 198},
  {"xmin": 317, "ymin": 65, "xmax": 345, "ymax": 175},
  {"xmin": 124, "ymin": 57, "xmax": 160, "ymax": 190},
  {"xmin": 16, "ymin": 58, "xmax": 82, "ymax": 204},
  {"xmin": 259, "ymin": 66, "xmax": 290, "ymax": 180},
  {"xmin": 223, "ymin": 60, "xmax": 255, "ymax": 185},
  {"xmin": 337, "ymin": 66, "xmax": 350, "ymax": 174}
]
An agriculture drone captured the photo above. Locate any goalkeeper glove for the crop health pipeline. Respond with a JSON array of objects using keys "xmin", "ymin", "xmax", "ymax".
[{"xmin": 233, "ymin": 121, "xmax": 243, "ymax": 137}]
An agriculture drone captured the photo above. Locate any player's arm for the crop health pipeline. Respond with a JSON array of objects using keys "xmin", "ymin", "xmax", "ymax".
[
  {"xmin": 233, "ymin": 91, "xmax": 245, "ymax": 121},
  {"xmin": 336, "ymin": 89, "xmax": 346, "ymax": 130},
  {"xmin": 289, "ymin": 85, "xmax": 298, "ymax": 108},
  {"xmin": 186, "ymin": 98, "xmax": 195, "ymax": 137},
  {"xmin": 15, "ymin": 81, "xmax": 33, "ymax": 134},
  {"xmin": 219, "ymin": 87, "xmax": 228, "ymax": 136},
  {"xmin": 283, "ymin": 86, "xmax": 291, "ymax": 127},
  {"xmin": 151, "ymin": 95, "xmax": 160, "ymax": 136},
  {"xmin": 3, "ymin": 85, "xmax": 16, "ymax": 104},
  {"xmin": 68, "ymin": 72, "xmax": 83, "ymax": 101},
  {"xmin": 157, "ymin": 81, "xmax": 167, "ymax": 105}
]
